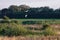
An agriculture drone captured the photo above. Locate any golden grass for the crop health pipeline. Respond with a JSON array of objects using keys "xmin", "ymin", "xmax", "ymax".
[{"xmin": 0, "ymin": 36, "xmax": 59, "ymax": 40}]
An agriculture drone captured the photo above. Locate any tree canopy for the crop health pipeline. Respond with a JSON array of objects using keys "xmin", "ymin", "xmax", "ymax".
[{"xmin": 0, "ymin": 5, "xmax": 60, "ymax": 19}]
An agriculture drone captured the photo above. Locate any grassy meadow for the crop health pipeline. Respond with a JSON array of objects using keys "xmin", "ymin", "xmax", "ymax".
[
  {"xmin": 0, "ymin": 17, "xmax": 60, "ymax": 36},
  {"xmin": 0, "ymin": 18, "xmax": 59, "ymax": 40},
  {"xmin": 12, "ymin": 19, "xmax": 60, "ymax": 24}
]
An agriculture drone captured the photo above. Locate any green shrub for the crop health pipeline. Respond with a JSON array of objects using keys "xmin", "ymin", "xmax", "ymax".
[
  {"xmin": 41, "ymin": 24, "xmax": 49, "ymax": 30},
  {"xmin": 3, "ymin": 16, "xmax": 10, "ymax": 21},
  {"xmin": 42, "ymin": 24, "xmax": 56, "ymax": 36},
  {"xmin": 22, "ymin": 21, "xmax": 42, "ymax": 25},
  {"xmin": 43, "ymin": 27, "xmax": 56, "ymax": 36},
  {"xmin": 0, "ymin": 23, "xmax": 27, "ymax": 36},
  {"xmin": 11, "ymin": 20, "xmax": 19, "ymax": 24}
]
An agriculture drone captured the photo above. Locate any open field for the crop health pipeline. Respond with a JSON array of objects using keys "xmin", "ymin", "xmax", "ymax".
[
  {"xmin": 0, "ymin": 18, "xmax": 60, "ymax": 40},
  {"xmin": 12, "ymin": 19, "xmax": 60, "ymax": 24},
  {"xmin": 1, "ymin": 18, "xmax": 60, "ymax": 24}
]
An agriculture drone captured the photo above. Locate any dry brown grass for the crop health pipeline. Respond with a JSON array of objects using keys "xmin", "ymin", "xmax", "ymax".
[{"xmin": 0, "ymin": 36, "xmax": 60, "ymax": 40}]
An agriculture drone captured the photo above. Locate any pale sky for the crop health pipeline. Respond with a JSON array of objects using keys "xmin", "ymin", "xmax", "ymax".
[{"xmin": 0, "ymin": 0, "xmax": 60, "ymax": 9}]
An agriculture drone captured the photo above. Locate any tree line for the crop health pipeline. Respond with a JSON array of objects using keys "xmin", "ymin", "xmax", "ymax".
[{"xmin": 0, "ymin": 5, "xmax": 60, "ymax": 19}]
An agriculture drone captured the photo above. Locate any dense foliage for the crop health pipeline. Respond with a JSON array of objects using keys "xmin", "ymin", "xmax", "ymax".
[
  {"xmin": 0, "ymin": 5, "xmax": 60, "ymax": 19},
  {"xmin": 0, "ymin": 23, "xmax": 28, "ymax": 36}
]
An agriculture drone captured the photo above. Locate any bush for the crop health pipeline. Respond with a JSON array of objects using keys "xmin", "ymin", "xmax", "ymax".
[
  {"xmin": 3, "ymin": 16, "xmax": 10, "ymax": 21},
  {"xmin": 41, "ymin": 24, "xmax": 49, "ymax": 30},
  {"xmin": 42, "ymin": 24, "xmax": 56, "ymax": 36},
  {"xmin": 43, "ymin": 27, "xmax": 56, "ymax": 36},
  {"xmin": 0, "ymin": 23, "xmax": 27, "ymax": 36},
  {"xmin": 11, "ymin": 20, "xmax": 19, "ymax": 24},
  {"xmin": 22, "ymin": 21, "xmax": 41, "ymax": 25}
]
